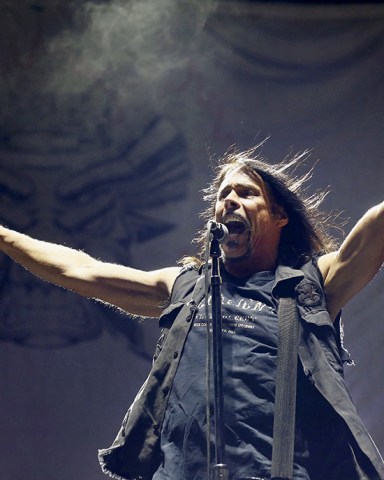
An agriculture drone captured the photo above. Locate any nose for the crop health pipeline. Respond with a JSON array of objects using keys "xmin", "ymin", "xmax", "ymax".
[{"xmin": 224, "ymin": 190, "xmax": 240, "ymax": 211}]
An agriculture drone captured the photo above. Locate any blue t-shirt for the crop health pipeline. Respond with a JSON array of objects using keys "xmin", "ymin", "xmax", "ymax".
[{"xmin": 153, "ymin": 269, "xmax": 346, "ymax": 480}]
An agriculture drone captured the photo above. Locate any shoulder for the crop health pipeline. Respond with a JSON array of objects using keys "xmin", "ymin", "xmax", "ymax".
[
  {"xmin": 149, "ymin": 266, "xmax": 182, "ymax": 295},
  {"xmin": 169, "ymin": 263, "xmax": 201, "ymax": 303},
  {"xmin": 312, "ymin": 252, "xmax": 340, "ymax": 321},
  {"xmin": 317, "ymin": 251, "xmax": 338, "ymax": 283}
]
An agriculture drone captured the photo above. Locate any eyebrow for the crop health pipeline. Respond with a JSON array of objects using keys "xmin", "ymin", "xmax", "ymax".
[{"xmin": 217, "ymin": 182, "xmax": 261, "ymax": 195}]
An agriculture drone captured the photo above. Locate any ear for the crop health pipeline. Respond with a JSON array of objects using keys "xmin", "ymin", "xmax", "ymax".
[{"xmin": 274, "ymin": 206, "xmax": 289, "ymax": 228}]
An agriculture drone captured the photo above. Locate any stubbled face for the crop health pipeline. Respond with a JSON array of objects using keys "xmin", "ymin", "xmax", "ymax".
[{"xmin": 214, "ymin": 169, "xmax": 288, "ymax": 266}]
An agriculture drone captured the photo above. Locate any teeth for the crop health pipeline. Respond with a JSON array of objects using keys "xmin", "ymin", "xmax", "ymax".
[
  {"xmin": 223, "ymin": 215, "xmax": 247, "ymax": 227},
  {"xmin": 223, "ymin": 214, "xmax": 246, "ymax": 225}
]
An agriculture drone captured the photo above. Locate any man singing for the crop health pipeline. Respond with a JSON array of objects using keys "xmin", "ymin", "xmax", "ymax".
[{"xmin": 0, "ymin": 149, "xmax": 383, "ymax": 479}]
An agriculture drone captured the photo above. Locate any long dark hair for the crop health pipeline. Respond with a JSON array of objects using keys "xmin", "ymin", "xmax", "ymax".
[{"xmin": 184, "ymin": 147, "xmax": 340, "ymax": 269}]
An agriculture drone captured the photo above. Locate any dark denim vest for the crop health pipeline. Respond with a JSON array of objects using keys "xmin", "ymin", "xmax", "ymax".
[{"xmin": 98, "ymin": 260, "xmax": 384, "ymax": 480}]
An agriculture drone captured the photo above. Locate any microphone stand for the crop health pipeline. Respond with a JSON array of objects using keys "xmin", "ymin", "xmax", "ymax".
[
  {"xmin": 209, "ymin": 233, "xmax": 229, "ymax": 480},
  {"xmin": 207, "ymin": 223, "xmax": 263, "ymax": 480}
]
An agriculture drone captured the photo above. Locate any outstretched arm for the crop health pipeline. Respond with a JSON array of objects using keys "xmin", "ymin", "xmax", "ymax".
[
  {"xmin": 318, "ymin": 202, "xmax": 384, "ymax": 321},
  {"xmin": 0, "ymin": 226, "xmax": 181, "ymax": 317}
]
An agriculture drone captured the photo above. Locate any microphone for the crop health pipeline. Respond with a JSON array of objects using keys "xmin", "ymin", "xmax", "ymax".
[{"xmin": 207, "ymin": 220, "xmax": 229, "ymax": 243}]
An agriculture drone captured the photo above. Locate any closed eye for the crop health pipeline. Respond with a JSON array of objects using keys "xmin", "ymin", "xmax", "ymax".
[
  {"xmin": 242, "ymin": 188, "xmax": 259, "ymax": 197},
  {"xmin": 237, "ymin": 186, "xmax": 262, "ymax": 198},
  {"xmin": 217, "ymin": 183, "xmax": 262, "ymax": 200},
  {"xmin": 217, "ymin": 187, "xmax": 231, "ymax": 200}
]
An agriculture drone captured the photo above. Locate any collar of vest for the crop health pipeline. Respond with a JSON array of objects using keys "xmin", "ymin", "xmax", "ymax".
[
  {"xmin": 201, "ymin": 260, "xmax": 306, "ymax": 299},
  {"xmin": 272, "ymin": 264, "xmax": 305, "ymax": 298}
]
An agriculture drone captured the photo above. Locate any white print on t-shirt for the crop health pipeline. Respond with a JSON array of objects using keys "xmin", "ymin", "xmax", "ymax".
[
  {"xmin": 195, "ymin": 295, "xmax": 276, "ymax": 335},
  {"xmin": 204, "ymin": 294, "xmax": 267, "ymax": 312}
]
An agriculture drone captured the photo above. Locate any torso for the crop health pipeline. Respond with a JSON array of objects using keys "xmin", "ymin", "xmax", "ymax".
[{"xmin": 154, "ymin": 268, "xmax": 312, "ymax": 480}]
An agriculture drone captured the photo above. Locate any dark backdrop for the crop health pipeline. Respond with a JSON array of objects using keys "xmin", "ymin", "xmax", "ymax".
[{"xmin": 0, "ymin": 2, "xmax": 383, "ymax": 479}]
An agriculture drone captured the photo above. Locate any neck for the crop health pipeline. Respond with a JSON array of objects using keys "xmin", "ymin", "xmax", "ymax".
[{"xmin": 222, "ymin": 251, "xmax": 277, "ymax": 278}]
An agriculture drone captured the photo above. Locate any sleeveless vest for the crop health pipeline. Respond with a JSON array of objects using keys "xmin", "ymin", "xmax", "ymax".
[{"xmin": 98, "ymin": 259, "xmax": 384, "ymax": 480}]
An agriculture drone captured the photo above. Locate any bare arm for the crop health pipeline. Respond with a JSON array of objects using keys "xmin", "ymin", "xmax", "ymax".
[
  {"xmin": 318, "ymin": 202, "xmax": 384, "ymax": 321},
  {"xmin": 0, "ymin": 226, "xmax": 181, "ymax": 317}
]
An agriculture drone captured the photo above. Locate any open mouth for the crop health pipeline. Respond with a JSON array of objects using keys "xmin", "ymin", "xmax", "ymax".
[{"xmin": 222, "ymin": 214, "xmax": 250, "ymax": 235}]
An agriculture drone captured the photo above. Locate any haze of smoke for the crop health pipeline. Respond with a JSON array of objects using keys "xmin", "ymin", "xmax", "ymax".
[
  {"xmin": 46, "ymin": 0, "xmax": 217, "ymax": 96},
  {"xmin": 0, "ymin": 0, "xmax": 217, "ymax": 139}
]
